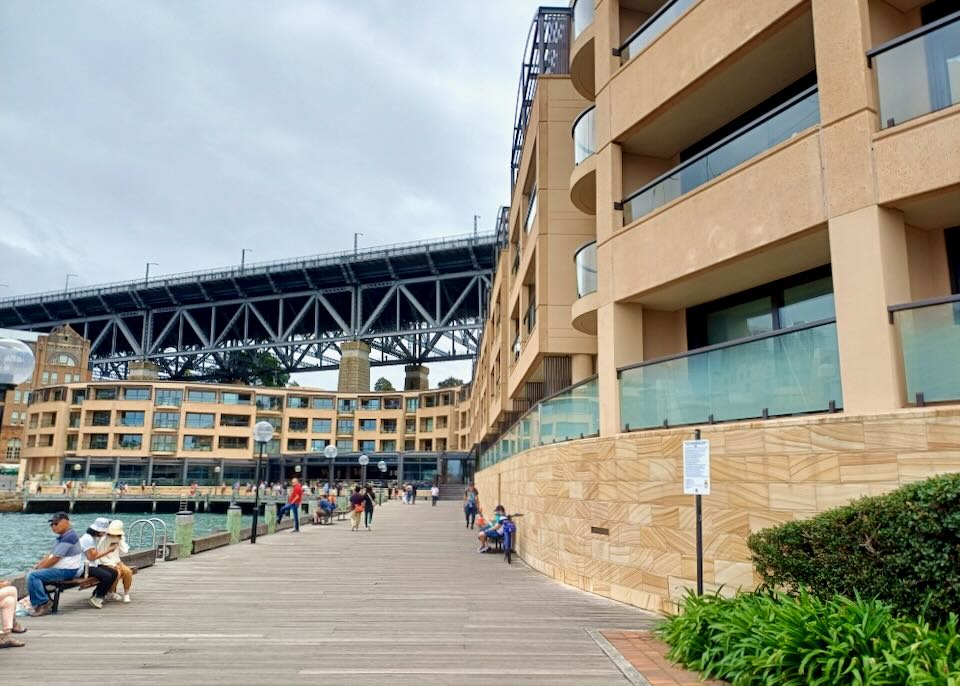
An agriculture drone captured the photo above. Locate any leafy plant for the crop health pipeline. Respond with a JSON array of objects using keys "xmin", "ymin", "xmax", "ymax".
[{"xmin": 747, "ymin": 472, "xmax": 960, "ymax": 623}]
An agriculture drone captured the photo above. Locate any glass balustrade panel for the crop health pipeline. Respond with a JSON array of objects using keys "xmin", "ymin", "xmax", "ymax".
[{"xmin": 895, "ymin": 301, "xmax": 960, "ymax": 403}]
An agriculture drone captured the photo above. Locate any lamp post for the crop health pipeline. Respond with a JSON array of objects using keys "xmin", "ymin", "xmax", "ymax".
[
  {"xmin": 377, "ymin": 460, "xmax": 387, "ymax": 503},
  {"xmin": 72, "ymin": 463, "xmax": 82, "ymax": 495},
  {"xmin": 359, "ymin": 454, "xmax": 369, "ymax": 488},
  {"xmin": 251, "ymin": 421, "xmax": 274, "ymax": 544},
  {"xmin": 323, "ymin": 444, "xmax": 337, "ymax": 492},
  {"xmin": 214, "ymin": 464, "xmax": 221, "ymax": 487}
]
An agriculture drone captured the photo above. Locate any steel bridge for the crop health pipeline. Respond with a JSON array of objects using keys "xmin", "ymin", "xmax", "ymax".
[{"xmin": 0, "ymin": 232, "xmax": 499, "ymax": 379}]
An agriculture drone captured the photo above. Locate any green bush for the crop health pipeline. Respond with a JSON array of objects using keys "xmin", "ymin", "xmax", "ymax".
[
  {"xmin": 747, "ymin": 472, "xmax": 960, "ymax": 623},
  {"xmin": 659, "ymin": 590, "xmax": 960, "ymax": 686}
]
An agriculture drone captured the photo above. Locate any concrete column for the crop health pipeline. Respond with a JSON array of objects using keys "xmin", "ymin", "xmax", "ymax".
[
  {"xmin": 83, "ymin": 456, "xmax": 90, "ymax": 481},
  {"xmin": 113, "ymin": 457, "xmax": 120, "ymax": 482},
  {"xmin": 596, "ymin": 301, "xmax": 645, "ymax": 436},
  {"xmin": 397, "ymin": 452, "xmax": 404, "ymax": 483},
  {"xmin": 226, "ymin": 505, "xmax": 242, "ymax": 544},
  {"xmin": 404, "ymin": 365, "xmax": 429, "ymax": 391},
  {"xmin": 571, "ymin": 353, "xmax": 595, "ymax": 384},
  {"xmin": 175, "ymin": 511, "xmax": 194, "ymax": 558},
  {"xmin": 338, "ymin": 341, "xmax": 371, "ymax": 393},
  {"xmin": 265, "ymin": 502, "xmax": 277, "ymax": 534},
  {"xmin": 146, "ymin": 456, "xmax": 154, "ymax": 485},
  {"xmin": 128, "ymin": 361, "xmax": 160, "ymax": 380},
  {"xmin": 829, "ymin": 205, "xmax": 912, "ymax": 413},
  {"xmin": 181, "ymin": 459, "xmax": 189, "ymax": 485}
]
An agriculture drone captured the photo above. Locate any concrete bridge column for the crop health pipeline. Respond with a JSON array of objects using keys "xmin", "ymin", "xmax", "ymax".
[{"xmin": 338, "ymin": 341, "xmax": 371, "ymax": 393}]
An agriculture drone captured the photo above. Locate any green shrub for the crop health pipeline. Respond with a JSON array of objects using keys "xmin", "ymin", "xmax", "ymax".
[
  {"xmin": 747, "ymin": 472, "xmax": 960, "ymax": 623},
  {"xmin": 658, "ymin": 590, "xmax": 960, "ymax": 686}
]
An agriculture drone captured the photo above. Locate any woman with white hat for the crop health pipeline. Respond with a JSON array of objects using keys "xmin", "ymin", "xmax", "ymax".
[
  {"xmin": 98, "ymin": 520, "xmax": 133, "ymax": 603},
  {"xmin": 78, "ymin": 517, "xmax": 119, "ymax": 609}
]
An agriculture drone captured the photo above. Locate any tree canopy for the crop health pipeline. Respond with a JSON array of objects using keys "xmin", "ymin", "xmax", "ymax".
[
  {"xmin": 437, "ymin": 376, "xmax": 464, "ymax": 388},
  {"xmin": 373, "ymin": 377, "xmax": 395, "ymax": 391},
  {"xmin": 208, "ymin": 350, "xmax": 290, "ymax": 387}
]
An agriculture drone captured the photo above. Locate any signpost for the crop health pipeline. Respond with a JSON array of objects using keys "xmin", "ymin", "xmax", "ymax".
[{"xmin": 682, "ymin": 429, "xmax": 710, "ymax": 594}]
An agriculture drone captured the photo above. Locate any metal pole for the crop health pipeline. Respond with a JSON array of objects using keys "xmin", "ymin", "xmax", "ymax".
[
  {"xmin": 241, "ymin": 248, "xmax": 251, "ymax": 273},
  {"xmin": 694, "ymin": 428, "xmax": 703, "ymax": 595},
  {"xmin": 145, "ymin": 262, "xmax": 157, "ymax": 287},
  {"xmin": 361, "ymin": 464, "xmax": 367, "ymax": 488},
  {"xmin": 329, "ymin": 457, "xmax": 335, "ymax": 492},
  {"xmin": 251, "ymin": 442, "xmax": 263, "ymax": 544},
  {"xmin": 64, "ymin": 273, "xmax": 77, "ymax": 293},
  {"xmin": 354, "ymin": 232, "xmax": 363, "ymax": 255}
]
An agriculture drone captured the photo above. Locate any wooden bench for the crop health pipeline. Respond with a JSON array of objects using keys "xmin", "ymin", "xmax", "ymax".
[
  {"xmin": 311, "ymin": 509, "xmax": 347, "ymax": 525},
  {"xmin": 44, "ymin": 566, "xmax": 139, "ymax": 613}
]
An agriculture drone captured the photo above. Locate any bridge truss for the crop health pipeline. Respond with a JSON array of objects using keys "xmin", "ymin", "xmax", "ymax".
[{"xmin": 0, "ymin": 233, "xmax": 499, "ymax": 379}]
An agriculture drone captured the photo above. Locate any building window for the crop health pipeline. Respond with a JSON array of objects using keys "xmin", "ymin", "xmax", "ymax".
[
  {"xmin": 155, "ymin": 389, "xmax": 183, "ymax": 407},
  {"xmin": 436, "ymin": 416, "xmax": 448, "ymax": 429},
  {"xmin": 287, "ymin": 396, "xmax": 309, "ymax": 409},
  {"xmin": 185, "ymin": 413, "xmax": 215, "ymax": 429},
  {"xmin": 222, "ymin": 392, "xmax": 251, "ymax": 405},
  {"xmin": 68, "ymin": 411, "xmax": 79, "ymax": 428},
  {"xmin": 40, "ymin": 412, "xmax": 56, "ymax": 428},
  {"xmin": 89, "ymin": 410, "xmax": 111, "ymax": 427},
  {"xmin": 66, "ymin": 435, "xmax": 77, "ymax": 451},
  {"xmin": 336, "ymin": 439, "xmax": 353, "ymax": 451},
  {"xmin": 218, "ymin": 436, "xmax": 249, "ymax": 450},
  {"xmin": 357, "ymin": 440, "xmax": 375, "ymax": 452},
  {"xmin": 26, "ymin": 436, "xmax": 36, "ymax": 448},
  {"xmin": 403, "ymin": 439, "xmax": 415, "ymax": 451},
  {"xmin": 153, "ymin": 412, "xmax": 180, "ymax": 429},
  {"xmin": 255, "ymin": 395, "xmax": 283, "ymax": 411},
  {"xmin": 312, "ymin": 418, "xmax": 331, "ymax": 433},
  {"xmin": 183, "ymin": 435, "xmax": 213, "ymax": 451},
  {"xmin": 310, "ymin": 439, "xmax": 329, "ymax": 452},
  {"xmin": 524, "ymin": 187, "xmax": 537, "ymax": 233},
  {"xmin": 71, "ymin": 390, "xmax": 85, "ymax": 404},
  {"xmin": 51, "ymin": 353, "xmax": 77, "ymax": 366},
  {"xmin": 336, "ymin": 418, "xmax": 354, "ymax": 435},
  {"xmin": 288, "ymin": 417, "xmax": 308, "ymax": 432},
  {"xmin": 187, "ymin": 390, "xmax": 217, "ymax": 403},
  {"xmin": 13, "ymin": 390, "xmax": 21, "ymax": 404},
  {"xmin": 312, "ymin": 396, "xmax": 334, "ymax": 410},
  {"xmin": 405, "ymin": 419, "xmax": 416, "ymax": 434},
  {"xmin": 94, "ymin": 387, "xmax": 118, "ymax": 401},
  {"xmin": 220, "ymin": 414, "xmax": 250, "ymax": 428},
  {"xmin": 406, "ymin": 398, "xmax": 418, "ymax": 412},
  {"xmin": 287, "ymin": 438, "xmax": 307, "ymax": 452},
  {"xmin": 358, "ymin": 418, "xmax": 377, "ymax": 432},
  {"xmin": 338, "ymin": 398, "xmax": 357, "ymax": 413},
  {"xmin": 420, "ymin": 418, "xmax": 434, "ymax": 432},
  {"xmin": 256, "ymin": 415, "xmax": 281, "ymax": 431},
  {"xmin": 151, "ymin": 435, "xmax": 177, "ymax": 452},
  {"xmin": 265, "ymin": 438, "xmax": 281, "ymax": 454},
  {"xmin": 118, "ymin": 411, "xmax": 145, "ymax": 427},
  {"xmin": 381, "ymin": 419, "xmax": 397, "ymax": 433},
  {"xmin": 423, "ymin": 395, "xmax": 437, "ymax": 408},
  {"xmin": 360, "ymin": 398, "xmax": 380, "ymax": 410},
  {"xmin": 87, "ymin": 434, "xmax": 109, "ymax": 450},
  {"xmin": 383, "ymin": 398, "xmax": 401, "ymax": 410},
  {"xmin": 380, "ymin": 440, "xmax": 396, "ymax": 452},
  {"xmin": 5, "ymin": 439, "xmax": 21, "ymax": 461},
  {"xmin": 123, "ymin": 387, "xmax": 151, "ymax": 401},
  {"xmin": 115, "ymin": 434, "xmax": 143, "ymax": 450},
  {"xmin": 419, "ymin": 439, "xmax": 433, "ymax": 451}
]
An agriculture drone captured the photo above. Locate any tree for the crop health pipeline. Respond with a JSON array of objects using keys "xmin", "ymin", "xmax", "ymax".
[
  {"xmin": 438, "ymin": 376, "xmax": 464, "ymax": 388},
  {"xmin": 209, "ymin": 350, "xmax": 290, "ymax": 387},
  {"xmin": 374, "ymin": 377, "xmax": 395, "ymax": 391}
]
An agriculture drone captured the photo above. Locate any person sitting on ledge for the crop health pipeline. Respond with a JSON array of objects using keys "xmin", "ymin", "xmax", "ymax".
[
  {"xmin": 25, "ymin": 511, "xmax": 84, "ymax": 617},
  {"xmin": 477, "ymin": 505, "xmax": 507, "ymax": 553},
  {"xmin": 313, "ymin": 494, "xmax": 336, "ymax": 525}
]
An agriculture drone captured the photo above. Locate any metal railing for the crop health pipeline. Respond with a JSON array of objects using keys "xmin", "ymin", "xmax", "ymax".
[
  {"xmin": 617, "ymin": 0, "xmax": 700, "ymax": 63},
  {"xmin": 0, "ymin": 231, "xmax": 496, "ymax": 306},
  {"xmin": 128, "ymin": 518, "xmax": 168, "ymax": 563},
  {"xmin": 619, "ymin": 86, "xmax": 820, "ymax": 225},
  {"xmin": 867, "ymin": 10, "xmax": 960, "ymax": 129}
]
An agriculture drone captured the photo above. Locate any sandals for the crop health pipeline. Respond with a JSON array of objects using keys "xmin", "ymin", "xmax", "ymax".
[
  {"xmin": 0, "ymin": 635, "xmax": 25, "ymax": 648},
  {"xmin": 11, "ymin": 622, "xmax": 26, "ymax": 634}
]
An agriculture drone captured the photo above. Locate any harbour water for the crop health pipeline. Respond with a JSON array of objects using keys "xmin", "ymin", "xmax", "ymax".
[{"xmin": 0, "ymin": 511, "xmax": 253, "ymax": 577}]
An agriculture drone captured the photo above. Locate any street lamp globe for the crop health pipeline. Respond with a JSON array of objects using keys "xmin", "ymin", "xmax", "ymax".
[
  {"xmin": 0, "ymin": 339, "xmax": 35, "ymax": 389},
  {"xmin": 323, "ymin": 445, "xmax": 338, "ymax": 459},
  {"xmin": 377, "ymin": 460, "xmax": 387, "ymax": 472},
  {"xmin": 72, "ymin": 463, "xmax": 82, "ymax": 472},
  {"xmin": 294, "ymin": 465, "xmax": 302, "ymax": 473},
  {"xmin": 358, "ymin": 454, "xmax": 369, "ymax": 466},
  {"xmin": 252, "ymin": 421, "xmax": 274, "ymax": 444}
]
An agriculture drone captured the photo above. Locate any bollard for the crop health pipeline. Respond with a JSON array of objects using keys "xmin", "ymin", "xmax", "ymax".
[
  {"xmin": 265, "ymin": 502, "xmax": 277, "ymax": 534},
  {"xmin": 226, "ymin": 505, "xmax": 242, "ymax": 544},
  {"xmin": 175, "ymin": 510, "xmax": 195, "ymax": 558}
]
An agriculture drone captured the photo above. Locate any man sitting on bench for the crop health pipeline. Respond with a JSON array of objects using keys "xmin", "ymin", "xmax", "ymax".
[
  {"xmin": 25, "ymin": 511, "xmax": 84, "ymax": 617},
  {"xmin": 476, "ymin": 505, "xmax": 507, "ymax": 554},
  {"xmin": 312, "ymin": 495, "xmax": 336, "ymax": 525}
]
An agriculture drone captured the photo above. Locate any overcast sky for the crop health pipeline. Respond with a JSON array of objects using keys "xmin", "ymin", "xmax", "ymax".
[{"xmin": 0, "ymin": 1, "xmax": 543, "ymax": 388}]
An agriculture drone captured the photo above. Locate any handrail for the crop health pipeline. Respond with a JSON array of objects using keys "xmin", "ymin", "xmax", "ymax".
[
  {"xmin": 620, "ymin": 85, "xmax": 819, "ymax": 208},
  {"xmin": 866, "ymin": 9, "xmax": 960, "ymax": 65},
  {"xmin": 572, "ymin": 239, "xmax": 597, "ymax": 262},
  {"xmin": 570, "ymin": 104, "xmax": 596, "ymax": 135},
  {"xmin": 616, "ymin": 0, "xmax": 697, "ymax": 59},
  {"xmin": 889, "ymin": 293, "xmax": 960, "ymax": 315},
  {"xmin": 617, "ymin": 318, "xmax": 837, "ymax": 375},
  {"xmin": 0, "ymin": 231, "xmax": 496, "ymax": 306}
]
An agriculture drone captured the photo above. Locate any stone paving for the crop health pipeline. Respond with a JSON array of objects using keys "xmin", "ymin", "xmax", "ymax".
[
  {"xmin": 602, "ymin": 631, "xmax": 728, "ymax": 685},
  {"xmin": 4, "ymin": 499, "xmax": 660, "ymax": 685}
]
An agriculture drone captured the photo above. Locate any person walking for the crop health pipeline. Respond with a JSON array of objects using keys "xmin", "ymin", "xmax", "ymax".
[
  {"xmin": 276, "ymin": 477, "xmax": 304, "ymax": 532},
  {"xmin": 0, "ymin": 580, "xmax": 26, "ymax": 648},
  {"xmin": 431, "ymin": 484, "xmax": 440, "ymax": 506},
  {"xmin": 464, "ymin": 484, "xmax": 479, "ymax": 529},
  {"xmin": 363, "ymin": 485, "xmax": 376, "ymax": 530},
  {"xmin": 349, "ymin": 487, "xmax": 364, "ymax": 531}
]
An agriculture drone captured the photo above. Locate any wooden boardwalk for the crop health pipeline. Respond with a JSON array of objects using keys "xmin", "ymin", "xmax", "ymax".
[{"xmin": 4, "ymin": 500, "xmax": 658, "ymax": 685}]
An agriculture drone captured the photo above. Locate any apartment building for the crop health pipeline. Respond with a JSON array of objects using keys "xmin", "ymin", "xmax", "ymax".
[
  {"xmin": 471, "ymin": 2, "xmax": 960, "ymax": 612},
  {"xmin": 20, "ymin": 381, "xmax": 468, "ymax": 486},
  {"xmin": 0, "ymin": 325, "xmax": 91, "ymax": 464}
]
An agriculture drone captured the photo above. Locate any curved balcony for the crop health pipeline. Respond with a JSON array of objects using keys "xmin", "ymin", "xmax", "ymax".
[
  {"xmin": 573, "ymin": 106, "xmax": 596, "ymax": 165},
  {"xmin": 621, "ymin": 86, "xmax": 819, "ymax": 225},
  {"xmin": 618, "ymin": 0, "xmax": 699, "ymax": 64},
  {"xmin": 570, "ymin": 107, "xmax": 597, "ymax": 214},
  {"xmin": 574, "ymin": 241, "xmax": 597, "ymax": 298},
  {"xmin": 570, "ymin": 0, "xmax": 596, "ymax": 99}
]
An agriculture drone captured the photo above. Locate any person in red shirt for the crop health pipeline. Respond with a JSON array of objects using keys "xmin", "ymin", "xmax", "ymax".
[{"xmin": 276, "ymin": 478, "xmax": 304, "ymax": 532}]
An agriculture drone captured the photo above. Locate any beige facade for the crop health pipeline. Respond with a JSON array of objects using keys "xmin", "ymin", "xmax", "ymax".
[{"xmin": 467, "ymin": 1, "xmax": 960, "ymax": 611}]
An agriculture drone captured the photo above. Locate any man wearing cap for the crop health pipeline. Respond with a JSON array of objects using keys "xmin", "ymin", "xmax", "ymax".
[
  {"xmin": 25, "ymin": 512, "xmax": 84, "ymax": 617},
  {"xmin": 78, "ymin": 517, "xmax": 119, "ymax": 609}
]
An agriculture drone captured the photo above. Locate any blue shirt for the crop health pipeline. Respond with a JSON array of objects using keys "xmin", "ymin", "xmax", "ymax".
[{"xmin": 50, "ymin": 528, "xmax": 83, "ymax": 572}]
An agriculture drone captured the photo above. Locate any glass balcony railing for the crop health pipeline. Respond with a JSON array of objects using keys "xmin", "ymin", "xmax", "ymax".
[
  {"xmin": 478, "ymin": 377, "xmax": 599, "ymax": 470},
  {"xmin": 868, "ymin": 12, "xmax": 960, "ymax": 129},
  {"xmin": 621, "ymin": 87, "xmax": 819, "ymax": 225},
  {"xmin": 618, "ymin": 320, "xmax": 842, "ymax": 430},
  {"xmin": 574, "ymin": 241, "xmax": 597, "ymax": 297},
  {"xmin": 891, "ymin": 297, "xmax": 960, "ymax": 404},
  {"xmin": 619, "ymin": 0, "xmax": 699, "ymax": 63},
  {"xmin": 572, "ymin": 0, "xmax": 594, "ymax": 41},
  {"xmin": 573, "ymin": 106, "xmax": 596, "ymax": 165}
]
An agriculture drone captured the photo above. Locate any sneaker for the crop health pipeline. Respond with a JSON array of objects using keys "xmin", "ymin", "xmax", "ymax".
[
  {"xmin": 106, "ymin": 592, "xmax": 122, "ymax": 602},
  {"xmin": 476, "ymin": 546, "xmax": 486, "ymax": 553},
  {"xmin": 30, "ymin": 601, "xmax": 52, "ymax": 617},
  {"xmin": 122, "ymin": 594, "xmax": 131, "ymax": 604},
  {"xmin": 89, "ymin": 596, "xmax": 104, "ymax": 609}
]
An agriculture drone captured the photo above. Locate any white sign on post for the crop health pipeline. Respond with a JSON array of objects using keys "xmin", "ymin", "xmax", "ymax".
[{"xmin": 682, "ymin": 439, "xmax": 711, "ymax": 495}]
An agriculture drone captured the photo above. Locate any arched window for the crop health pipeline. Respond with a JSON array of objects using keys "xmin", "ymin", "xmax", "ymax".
[
  {"xmin": 50, "ymin": 353, "xmax": 77, "ymax": 367},
  {"xmin": 5, "ymin": 439, "xmax": 21, "ymax": 461}
]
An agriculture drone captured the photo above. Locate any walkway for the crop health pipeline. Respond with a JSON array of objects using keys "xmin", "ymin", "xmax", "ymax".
[{"xmin": 5, "ymin": 500, "xmax": 658, "ymax": 685}]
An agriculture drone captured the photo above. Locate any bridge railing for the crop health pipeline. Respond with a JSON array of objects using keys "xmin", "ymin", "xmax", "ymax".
[{"xmin": 0, "ymin": 231, "xmax": 497, "ymax": 307}]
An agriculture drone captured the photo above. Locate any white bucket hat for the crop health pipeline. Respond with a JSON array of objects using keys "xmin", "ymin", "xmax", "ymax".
[
  {"xmin": 90, "ymin": 517, "xmax": 111, "ymax": 533},
  {"xmin": 107, "ymin": 520, "xmax": 124, "ymax": 536}
]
